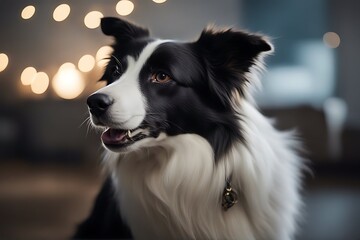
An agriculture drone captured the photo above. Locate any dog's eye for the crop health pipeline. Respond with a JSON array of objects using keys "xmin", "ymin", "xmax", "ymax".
[
  {"xmin": 151, "ymin": 72, "xmax": 172, "ymax": 84},
  {"xmin": 110, "ymin": 65, "xmax": 122, "ymax": 79}
]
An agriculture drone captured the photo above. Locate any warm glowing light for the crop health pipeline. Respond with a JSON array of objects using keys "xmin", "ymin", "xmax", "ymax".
[
  {"xmin": 52, "ymin": 68, "xmax": 85, "ymax": 99},
  {"xmin": 21, "ymin": 67, "xmax": 37, "ymax": 85},
  {"xmin": 78, "ymin": 54, "xmax": 95, "ymax": 72},
  {"xmin": 96, "ymin": 46, "xmax": 113, "ymax": 67},
  {"xmin": 0, "ymin": 53, "xmax": 9, "ymax": 72},
  {"xmin": 53, "ymin": 4, "xmax": 71, "ymax": 22},
  {"xmin": 59, "ymin": 62, "xmax": 76, "ymax": 71},
  {"xmin": 84, "ymin": 11, "xmax": 103, "ymax": 29},
  {"xmin": 152, "ymin": 0, "xmax": 167, "ymax": 3},
  {"xmin": 116, "ymin": 0, "xmax": 134, "ymax": 16},
  {"xmin": 21, "ymin": 5, "xmax": 36, "ymax": 20},
  {"xmin": 323, "ymin": 32, "xmax": 341, "ymax": 48},
  {"xmin": 31, "ymin": 72, "xmax": 49, "ymax": 94}
]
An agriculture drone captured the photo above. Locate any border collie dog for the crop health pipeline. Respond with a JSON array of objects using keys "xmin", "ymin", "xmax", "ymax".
[{"xmin": 86, "ymin": 17, "xmax": 303, "ymax": 240}]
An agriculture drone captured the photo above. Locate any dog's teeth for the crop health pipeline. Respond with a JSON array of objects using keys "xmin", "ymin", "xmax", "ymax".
[{"xmin": 127, "ymin": 130, "xmax": 132, "ymax": 138}]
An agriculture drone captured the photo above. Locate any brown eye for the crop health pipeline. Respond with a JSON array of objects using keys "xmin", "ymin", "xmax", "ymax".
[{"xmin": 151, "ymin": 72, "xmax": 172, "ymax": 83}]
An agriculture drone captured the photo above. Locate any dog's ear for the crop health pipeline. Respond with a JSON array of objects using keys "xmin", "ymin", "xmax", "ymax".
[
  {"xmin": 197, "ymin": 27, "xmax": 272, "ymax": 64},
  {"xmin": 101, "ymin": 17, "xmax": 149, "ymax": 41},
  {"xmin": 195, "ymin": 27, "xmax": 272, "ymax": 103}
]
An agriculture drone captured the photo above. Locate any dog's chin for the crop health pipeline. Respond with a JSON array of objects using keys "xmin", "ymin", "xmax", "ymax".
[{"xmin": 100, "ymin": 127, "xmax": 152, "ymax": 153}]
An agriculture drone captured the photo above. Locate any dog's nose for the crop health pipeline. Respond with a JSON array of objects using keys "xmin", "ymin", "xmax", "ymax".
[{"xmin": 87, "ymin": 93, "xmax": 114, "ymax": 117}]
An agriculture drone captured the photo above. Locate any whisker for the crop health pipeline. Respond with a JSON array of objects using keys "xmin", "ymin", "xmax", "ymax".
[
  {"xmin": 79, "ymin": 116, "xmax": 90, "ymax": 129},
  {"xmin": 86, "ymin": 118, "xmax": 93, "ymax": 137}
]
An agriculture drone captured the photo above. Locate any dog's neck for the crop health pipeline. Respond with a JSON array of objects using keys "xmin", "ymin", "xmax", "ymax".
[{"xmin": 104, "ymin": 134, "xmax": 244, "ymax": 239}]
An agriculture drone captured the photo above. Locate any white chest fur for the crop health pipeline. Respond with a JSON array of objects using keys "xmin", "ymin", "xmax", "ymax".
[{"xmin": 104, "ymin": 102, "xmax": 302, "ymax": 240}]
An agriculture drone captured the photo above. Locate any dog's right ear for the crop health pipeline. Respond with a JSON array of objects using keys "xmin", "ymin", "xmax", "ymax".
[{"xmin": 101, "ymin": 17, "xmax": 149, "ymax": 41}]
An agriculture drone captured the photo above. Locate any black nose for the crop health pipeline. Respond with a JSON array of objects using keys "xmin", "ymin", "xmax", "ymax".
[{"xmin": 87, "ymin": 93, "xmax": 114, "ymax": 117}]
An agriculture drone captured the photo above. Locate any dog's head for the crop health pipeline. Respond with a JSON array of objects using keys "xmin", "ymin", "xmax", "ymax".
[{"xmin": 87, "ymin": 17, "xmax": 272, "ymax": 159}]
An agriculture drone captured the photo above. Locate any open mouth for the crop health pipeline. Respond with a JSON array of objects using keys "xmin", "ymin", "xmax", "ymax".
[{"xmin": 101, "ymin": 127, "xmax": 149, "ymax": 149}]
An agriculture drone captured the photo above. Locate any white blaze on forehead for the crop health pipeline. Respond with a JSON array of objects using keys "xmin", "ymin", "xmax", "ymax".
[
  {"xmin": 95, "ymin": 39, "xmax": 169, "ymax": 130},
  {"xmin": 125, "ymin": 40, "xmax": 168, "ymax": 78}
]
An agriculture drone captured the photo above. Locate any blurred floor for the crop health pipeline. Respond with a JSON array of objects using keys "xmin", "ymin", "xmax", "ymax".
[
  {"xmin": 298, "ymin": 162, "xmax": 360, "ymax": 240},
  {"xmin": 0, "ymin": 161, "xmax": 359, "ymax": 240},
  {"xmin": 0, "ymin": 161, "xmax": 103, "ymax": 240}
]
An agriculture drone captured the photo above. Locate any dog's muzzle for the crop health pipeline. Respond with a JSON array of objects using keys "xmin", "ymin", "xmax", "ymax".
[{"xmin": 87, "ymin": 93, "xmax": 151, "ymax": 151}]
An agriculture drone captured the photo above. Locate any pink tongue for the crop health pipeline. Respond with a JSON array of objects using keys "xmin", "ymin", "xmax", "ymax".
[{"xmin": 101, "ymin": 129, "xmax": 127, "ymax": 145}]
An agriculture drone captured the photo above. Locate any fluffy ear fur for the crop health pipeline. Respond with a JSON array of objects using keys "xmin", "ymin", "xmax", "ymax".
[
  {"xmin": 101, "ymin": 17, "xmax": 149, "ymax": 42},
  {"xmin": 195, "ymin": 28, "xmax": 272, "ymax": 105}
]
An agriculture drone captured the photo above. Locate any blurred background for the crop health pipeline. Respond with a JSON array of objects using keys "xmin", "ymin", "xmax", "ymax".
[{"xmin": 0, "ymin": 0, "xmax": 359, "ymax": 239}]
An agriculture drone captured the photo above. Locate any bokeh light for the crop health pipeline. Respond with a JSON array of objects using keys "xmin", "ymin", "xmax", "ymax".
[
  {"xmin": 96, "ymin": 46, "xmax": 113, "ymax": 67},
  {"xmin": 84, "ymin": 11, "xmax": 103, "ymax": 29},
  {"xmin": 116, "ymin": 0, "xmax": 135, "ymax": 16},
  {"xmin": 52, "ymin": 67, "xmax": 85, "ymax": 99},
  {"xmin": 21, "ymin": 5, "xmax": 36, "ymax": 20},
  {"xmin": 323, "ymin": 32, "xmax": 341, "ymax": 48},
  {"xmin": 78, "ymin": 54, "xmax": 95, "ymax": 72},
  {"xmin": 21, "ymin": 67, "xmax": 37, "ymax": 85},
  {"xmin": 0, "ymin": 53, "xmax": 9, "ymax": 72},
  {"xmin": 31, "ymin": 72, "xmax": 49, "ymax": 94},
  {"xmin": 59, "ymin": 62, "xmax": 76, "ymax": 71},
  {"xmin": 153, "ymin": 0, "xmax": 167, "ymax": 3},
  {"xmin": 53, "ymin": 4, "xmax": 71, "ymax": 22}
]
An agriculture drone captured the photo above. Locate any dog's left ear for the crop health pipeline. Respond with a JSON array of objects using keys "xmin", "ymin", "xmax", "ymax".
[
  {"xmin": 195, "ymin": 28, "xmax": 272, "ymax": 102},
  {"xmin": 101, "ymin": 17, "xmax": 149, "ymax": 42}
]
